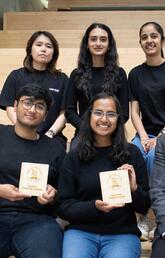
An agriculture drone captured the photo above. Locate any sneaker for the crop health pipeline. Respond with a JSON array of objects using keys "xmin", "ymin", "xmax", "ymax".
[
  {"xmin": 138, "ymin": 214, "xmax": 150, "ymax": 241},
  {"xmin": 148, "ymin": 227, "xmax": 156, "ymax": 241}
]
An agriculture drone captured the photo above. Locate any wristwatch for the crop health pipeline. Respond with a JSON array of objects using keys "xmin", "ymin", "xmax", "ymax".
[{"xmin": 161, "ymin": 232, "xmax": 165, "ymax": 239}]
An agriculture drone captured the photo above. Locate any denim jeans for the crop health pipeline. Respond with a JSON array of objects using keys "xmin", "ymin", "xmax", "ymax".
[
  {"xmin": 0, "ymin": 211, "xmax": 63, "ymax": 258},
  {"xmin": 62, "ymin": 229, "xmax": 141, "ymax": 258},
  {"xmin": 132, "ymin": 134, "xmax": 155, "ymax": 177}
]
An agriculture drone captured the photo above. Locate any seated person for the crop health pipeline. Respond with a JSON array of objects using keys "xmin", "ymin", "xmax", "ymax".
[
  {"xmin": 56, "ymin": 92, "xmax": 150, "ymax": 258},
  {"xmin": 150, "ymin": 134, "xmax": 165, "ymax": 258},
  {"xmin": 0, "ymin": 83, "xmax": 65, "ymax": 258}
]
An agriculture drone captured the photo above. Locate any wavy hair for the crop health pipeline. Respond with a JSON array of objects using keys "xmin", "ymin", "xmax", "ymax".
[
  {"xmin": 77, "ymin": 92, "xmax": 129, "ymax": 164},
  {"xmin": 75, "ymin": 23, "xmax": 120, "ymax": 98},
  {"xmin": 139, "ymin": 21, "xmax": 165, "ymax": 58},
  {"xmin": 23, "ymin": 30, "xmax": 60, "ymax": 73}
]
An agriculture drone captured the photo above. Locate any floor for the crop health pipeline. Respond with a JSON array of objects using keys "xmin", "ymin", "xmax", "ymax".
[{"xmin": 141, "ymin": 240, "xmax": 152, "ymax": 258}]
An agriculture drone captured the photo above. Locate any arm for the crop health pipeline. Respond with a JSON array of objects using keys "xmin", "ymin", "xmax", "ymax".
[
  {"xmin": 126, "ymin": 145, "xmax": 150, "ymax": 214},
  {"xmin": 118, "ymin": 68, "xmax": 129, "ymax": 123},
  {"xmin": 56, "ymin": 154, "xmax": 101, "ymax": 223},
  {"xmin": 150, "ymin": 136, "xmax": 165, "ymax": 234},
  {"xmin": 46, "ymin": 110, "xmax": 66, "ymax": 138},
  {"xmin": 0, "ymin": 70, "xmax": 17, "ymax": 111},
  {"xmin": 131, "ymin": 100, "xmax": 148, "ymax": 140},
  {"xmin": 6, "ymin": 106, "xmax": 17, "ymax": 124},
  {"xmin": 131, "ymin": 100, "xmax": 150, "ymax": 151},
  {"xmin": 65, "ymin": 70, "xmax": 82, "ymax": 130}
]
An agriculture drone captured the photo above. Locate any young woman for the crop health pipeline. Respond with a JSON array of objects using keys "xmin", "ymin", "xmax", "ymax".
[
  {"xmin": 0, "ymin": 30, "xmax": 68, "ymax": 148},
  {"xmin": 56, "ymin": 92, "xmax": 150, "ymax": 258},
  {"xmin": 129, "ymin": 21, "xmax": 165, "ymax": 240},
  {"xmin": 129, "ymin": 21, "xmax": 165, "ymax": 176},
  {"xmin": 65, "ymin": 23, "xmax": 129, "ymax": 147}
]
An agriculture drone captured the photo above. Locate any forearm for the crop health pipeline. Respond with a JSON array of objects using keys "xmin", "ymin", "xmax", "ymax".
[
  {"xmin": 131, "ymin": 102, "xmax": 148, "ymax": 140},
  {"xmin": 56, "ymin": 199, "xmax": 100, "ymax": 222},
  {"xmin": 6, "ymin": 106, "xmax": 17, "ymax": 124},
  {"xmin": 65, "ymin": 108, "xmax": 82, "ymax": 130},
  {"xmin": 132, "ymin": 185, "xmax": 150, "ymax": 214},
  {"xmin": 47, "ymin": 111, "xmax": 66, "ymax": 136}
]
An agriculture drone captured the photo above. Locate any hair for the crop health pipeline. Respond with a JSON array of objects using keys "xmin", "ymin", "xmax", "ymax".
[
  {"xmin": 23, "ymin": 30, "xmax": 60, "ymax": 73},
  {"xmin": 77, "ymin": 92, "xmax": 129, "ymax": 164},
  {"xmin": 139, "ymin": 21, "xmax": 165, "ymax": 58},
  {"xmin": 16, "ymin": 83, "xmax": 53, "ymax": 110},
  {"xmin": 75, "ymin": 23, "xmax": 120, "ymax": 98}
]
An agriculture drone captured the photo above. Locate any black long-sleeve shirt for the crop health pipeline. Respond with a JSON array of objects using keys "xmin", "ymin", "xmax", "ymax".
[
  {"xmin": 56, "ymin": 143, "xmax": 150, "ymax": 236},
  {"xmin": 0, "ymin": 125, "xmax": 65, "ymax": 216},
  {"xmin": 66, "ymin": 67, "xmax": 129, "ymax": 131}
]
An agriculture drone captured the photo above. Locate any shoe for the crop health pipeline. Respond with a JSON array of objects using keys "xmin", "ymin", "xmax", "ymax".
[
  {"xmin": 138, "ymin": 214, "xmax": 150, "ymax": 241},
  {"xmin": 139, "ymin": 226, "xmax": 149, "ymax": 241},
  {"xmin": 148, "ymin": 227, "xmax": 155, "ymax": 241}
]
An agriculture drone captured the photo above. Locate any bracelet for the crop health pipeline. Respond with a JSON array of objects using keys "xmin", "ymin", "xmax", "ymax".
[{"xmin": 48, "ymin": 130, "xmax": 55, "ymax": 137}]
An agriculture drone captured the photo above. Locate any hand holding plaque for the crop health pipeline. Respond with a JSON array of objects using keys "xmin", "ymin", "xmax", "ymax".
[
  {"xmin": 99, "ymin": 169, "xmax": 132, "ymax": 205},
  {"xmin": 19, "ymin": 162, "xmax": 49, "ymax": 196}
]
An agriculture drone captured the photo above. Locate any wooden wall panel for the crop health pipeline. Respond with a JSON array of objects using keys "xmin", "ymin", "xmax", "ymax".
[
  {"xmin": 3, "ymin": 11, "xmax": 165, "ymax": 31},
  {"xmin": 48, "ymin": 0, "xmax": 165, "ymax": 10}
]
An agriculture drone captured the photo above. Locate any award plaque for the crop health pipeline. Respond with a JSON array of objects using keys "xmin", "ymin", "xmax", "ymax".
[
  {"xmin": 19, "ymin": 162, "xmax": 49, "ymax": 196},
  {"xmin": 99, "ymin": 169, "xmax": 132, "ymax": 205}
]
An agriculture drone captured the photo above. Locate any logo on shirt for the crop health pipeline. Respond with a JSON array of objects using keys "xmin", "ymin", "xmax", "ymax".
[{"xmin": 49, "ymin": 88, "xmax": 59, "ymax": 93}]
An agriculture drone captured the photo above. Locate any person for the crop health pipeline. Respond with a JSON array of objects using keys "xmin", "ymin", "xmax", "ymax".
[
  {"xmin": 0, "ymin": 30, "xmax": 68, "ymax": 148},
  {"xmin": 65, "ymin": 22, "xmax": 129, "ymax": 148},
  {"xmin": 129, "ymin": 21, "xmax": 165, "ymax": 240},
  {"xmin": 150, "ymin": 134, "xmax": 165, "ymax": 258},
  {"xmin": 0, "ymin": 83, "xmax": 65, "ymax": 258},
  {"xmin": 56, "ymin": 92, "xmax": 150, "ymax": 258}
]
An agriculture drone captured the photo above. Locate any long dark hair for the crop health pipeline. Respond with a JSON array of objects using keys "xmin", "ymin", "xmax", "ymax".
[
  {"xmin": 77, "ymin": 92, "xmax": 129, "ymax": 164},
  {"xmin": 23, "ymin": 30, "xmax": 60, "ymax": 73},
  {"xmin": 139, "ymin": 21, "xmax": 165, "ymax": 58},
  {"xmin": 75, "ymin": 23, "xmax": 120, "ymax": 98}
]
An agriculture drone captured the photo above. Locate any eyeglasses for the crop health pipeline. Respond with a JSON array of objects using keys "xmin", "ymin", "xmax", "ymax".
[
  {"xmin": 19, "ymin": 98, "xmax": 47, "ymax": 113},
  {"xmin": 91, "ymin": 110, "xmax": 119, "ymax": 120}
]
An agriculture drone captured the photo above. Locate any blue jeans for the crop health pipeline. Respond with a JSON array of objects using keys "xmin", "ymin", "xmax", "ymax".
[
  {"xmin": 62, "ymin": 229, "xmax": 141, "ymax": 258},
  {"xmin": 132, "ymin": 134, "xmax": 155, "ymax": 177},
  {"xmin": 0, "ymin": 211, "xmax": 63, "ymax": 258}
]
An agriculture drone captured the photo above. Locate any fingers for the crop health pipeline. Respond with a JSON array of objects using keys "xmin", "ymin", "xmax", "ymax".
[
  {"xmin": 118, "ymin": 164, "xmax": 134, "ymax": 173},
  {"xmin": 117, "ymin": 164, "xmax": 137, "ymax": 192},
  {"xmin": 95, "ymin": 200, "xmax": 125, "ymax": 213},
  {"xmin": 143, "ymin": 138, "xmax": 157, "ymax": 151},
  {"xmin": 37, "ymin": 185, "xmax": 56, "ymax": 204}
]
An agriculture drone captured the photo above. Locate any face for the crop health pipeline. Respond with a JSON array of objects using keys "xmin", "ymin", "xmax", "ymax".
[
  {"xmin": 87, "ymin": 27, "xmax": 109, "ymax": 57},
  {"xmin": 140, "ymin": 24, "xmax": 163, "ymax": 57},
  {"xmin": 14, "ymin": 96, "xmax": 47, "ymax": 129},
  {"xmin": 31, "ymin": 34, "xmax": 54, "ymax": 69},
  {"xmin": 90, "ymin": 97, "xmax": 118, "ymax": 146}
]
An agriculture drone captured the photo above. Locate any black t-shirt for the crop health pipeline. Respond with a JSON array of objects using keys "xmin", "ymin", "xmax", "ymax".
[
  {"xmin": 0, "ymin": 124, "xmax": 65, "ymax": 216},
  {"xmin": 56, "ymin": 144, "xmax": 150, "ymax": 236},
  {"xmin": 0, "ymin": 67, "xmax": 68, "ymax": 135},
  {"xmin": 65, "ymin": 67, "xmax": 129, "ymax": 130},
  {"xmin": 129, "ymin": 62, "xmax": 165, "ymax": 136}
]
